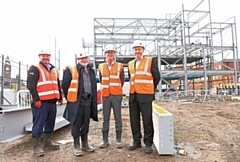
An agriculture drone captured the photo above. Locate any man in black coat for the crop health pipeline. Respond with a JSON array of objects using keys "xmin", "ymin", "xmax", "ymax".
[
  {"xmin": 127, "ymin": 40, "xmax": 160, "ymax": 153},
  {"xmin": 61, "ymin": 52, "xmax": 98, "ymax": 156}
]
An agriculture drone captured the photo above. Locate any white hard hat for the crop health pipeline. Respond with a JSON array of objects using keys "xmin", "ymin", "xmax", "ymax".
[
  {"xmin": 104, "ymin": 45, "xmax": 116, "ymax": 53},
  {"xmin": 132, "ymin": 40, "xmax": 145, "ymax": 49},
  {"xmin": 77, "ymin": 52, "xmax": 89, "ymax": 59},
  {"xmin": 38, "ymin": 50, "xmax": 51, "ymax": 56}
]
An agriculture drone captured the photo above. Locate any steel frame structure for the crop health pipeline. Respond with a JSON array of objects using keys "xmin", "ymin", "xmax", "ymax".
[{"xmin": 83, "ymin": 0, "xmax": 239, "ymax": 95}]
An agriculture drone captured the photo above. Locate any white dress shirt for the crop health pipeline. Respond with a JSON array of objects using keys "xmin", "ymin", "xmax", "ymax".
[{"xmin": 107, "ymin": 61, "xmax": 114, "ymax": 71}]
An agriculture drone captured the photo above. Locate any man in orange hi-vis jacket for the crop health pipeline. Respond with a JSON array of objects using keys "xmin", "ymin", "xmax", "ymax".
[
  {"xmin": 27, "ymin": 50, "xmax": 63, "ymax": 157},
  {"xmin": 61, "ymin": 52, "xmax": 98, "ymax": 156},
  {"xmin": 98, "ymin": 44, "xmax": 125, "ymax": 149},
  {"xmin": 127, "ymin": 40, "xmax": 160, "ymax": 153}
]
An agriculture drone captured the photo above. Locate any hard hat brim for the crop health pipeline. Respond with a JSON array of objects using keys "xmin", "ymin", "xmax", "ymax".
[
  {"xmin": 77, "ymin": 55, "xmax": 89, "ymax": 59},
  {"xmin": 105, "ymin": 50, "xmax": 116, "ymax": 53},
  {"xmin": 132, "ymin": 46, "xmax": 145, "ymax": 49},
  {"xmin": 38, "ymin": 53, "xmax": 51, "ymax": 56}
]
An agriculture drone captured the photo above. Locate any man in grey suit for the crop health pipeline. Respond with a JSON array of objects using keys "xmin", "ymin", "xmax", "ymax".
[{"xmin": 98, "ymin": 44, "xmax": 125, "ymax": 148}]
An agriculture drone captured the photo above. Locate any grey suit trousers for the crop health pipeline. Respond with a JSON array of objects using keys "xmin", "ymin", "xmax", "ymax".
[{"xmin": 102, "ymin": 94, "xmax": 123, "ymax": 132}]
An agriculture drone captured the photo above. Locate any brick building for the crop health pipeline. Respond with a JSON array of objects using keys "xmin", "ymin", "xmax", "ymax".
[{"xmin": 171, "ymin": 59, "xmax": 240, "ymax": 91}]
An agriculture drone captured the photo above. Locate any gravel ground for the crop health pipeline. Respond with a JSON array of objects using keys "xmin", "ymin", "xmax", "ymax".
[{"xmin": 0, "ymin": 100, "xmax": 240, "ymax": 162}]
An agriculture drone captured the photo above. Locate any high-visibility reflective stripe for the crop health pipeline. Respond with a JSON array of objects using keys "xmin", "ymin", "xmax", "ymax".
[
  {"xmin": 38, "ymin": 90, "xmax": 60, "ymax": 96},
  {"xmin": 102, "ymin": 77, "xmax": 109, "ymax": 80},
  {"xmin": 135, "ymin": 71, "xmax": 152, "ymax": 76},
  {"xmin": 101, "ymin": 85, "xmax": 109, "ymax": 88},
  {"xmin": 109, "ymin": 83, "xmax": 121, "ymax": 86},
  {"xmin": 68, "ymin": 88, "xmax": 77, "ymax": 92},
  {"xmin": 71, "ymin": 80, "xmax": 78, "ymax": 83},
  {"xmin": 71, "ymin": 66, "xmax": 75, "ymax": 78},
  {"xmin": 109, "ymin": 75, "xmax": 119, "ymax": 79},
  {"xmin": 117, "ymin": 63, "xmax": 120, "ymax": 76},
  {"xmin": 99, "ymin": 62, "xmax": 123, "ymax": 97},
  {"xmin": 128, "ymin": 57, "xmax": 154, "ymax": 94},
  {"xmin": 134, "ymin": 79, "xmax": 153, "ymax": 83},
  {"xmin": 108, "ymin": 62, "xmax": 121, "ymax": 78},
  {"xmin": 36, "ymin": 65, "xmax": 46, "ymax": 81},
  {"xmin": 38, "ymin": 81, "xmax": 58, "ymax": 86},
  {"xmin": 67, "ymin": 65, "xmax": 79, "ymax": 102},
  {"xmin": 129, "ymin": 61, "xmax": 133, "ymax": 69},
  {"xmin": 145, "ymin": 57, "xmax": 150, "ymax": 72},
  {"xmin": 36, "ymin": 65, "xmax": 59, "ymax": 81}
]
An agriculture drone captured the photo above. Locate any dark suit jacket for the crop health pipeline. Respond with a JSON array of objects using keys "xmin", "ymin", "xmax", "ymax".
[
  {"xmin": 128, "ymin": 56, "xmax": 160, "ymax": 103},
  {"xmin": 61, "ymin": 63, "xmax": 98, "ymax": 124}
]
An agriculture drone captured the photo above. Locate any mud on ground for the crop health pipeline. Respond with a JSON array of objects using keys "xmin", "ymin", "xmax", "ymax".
[{"xmin": 0, "ymin": 100, "xmax": 240, "ymax": 162}]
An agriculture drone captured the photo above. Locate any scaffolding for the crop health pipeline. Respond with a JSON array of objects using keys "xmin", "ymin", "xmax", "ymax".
[{"xmin": 83, "ymin": 0, "xmax": 239, "ymax": 96}]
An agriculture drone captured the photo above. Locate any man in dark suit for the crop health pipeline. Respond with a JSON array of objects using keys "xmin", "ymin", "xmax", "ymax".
[
  {"xmin": 127, "ymin": 40, "xmax": 160, "ymax": 153},
  {"xmin": 61, "ymin": 52, "xmax": 98, "ymax": 156}
]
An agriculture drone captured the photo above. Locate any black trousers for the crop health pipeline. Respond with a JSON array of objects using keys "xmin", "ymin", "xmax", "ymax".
[
  {"xmin": 71, "ymin": 104, "xmax": 91, "ymax": 138},
  {"xmin": 129, "ymin": 95, "xmax": 154, "ymax": 146}
]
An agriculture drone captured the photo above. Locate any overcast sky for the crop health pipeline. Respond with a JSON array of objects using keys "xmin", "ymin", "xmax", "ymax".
[{"xmin": 0, "ymin": 0, "xmax": 238, "ymax": 77}]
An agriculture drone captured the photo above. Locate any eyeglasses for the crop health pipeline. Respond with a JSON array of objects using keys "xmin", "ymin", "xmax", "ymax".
[
  {"xmin": 134, "ymin": 48, "xmax": 143, "ymax": 52},
  {"xmin": 106, "ymin": 52, "xmax": 115, "ymax": 55},
  {"xmin": 39, "ymin": 54, "xmax": 51, "ymax": 57}
]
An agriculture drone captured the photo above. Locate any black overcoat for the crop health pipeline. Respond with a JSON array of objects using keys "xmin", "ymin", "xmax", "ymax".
[{"xmin": 61, "ymin": 63, "xmax": 98, "ymax": 124}]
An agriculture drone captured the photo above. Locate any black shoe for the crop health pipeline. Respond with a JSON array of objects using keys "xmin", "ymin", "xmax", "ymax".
[
  {"xmin": 144, "ymin": 145, "xmax": 153, "ymax": 153},
  {"xmin": 128, "ymin": 143, "xmax": 141, "ymax": 150}
]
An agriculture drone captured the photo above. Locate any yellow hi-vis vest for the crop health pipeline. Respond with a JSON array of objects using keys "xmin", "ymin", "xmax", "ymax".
[
  {"xmin": 98, "ymin": 62, "xmax": 123, "ymax": 97},
  {"xmin": 67, "ymin": 65, "xmax": 79, "ymax": 102},
  {"xmin": 36, "ymin": 64, "xmax": 60, "ymax": 100},
  {"xmin": 128, "ymin": 57, "xmax": 154, "ymax": 94}
]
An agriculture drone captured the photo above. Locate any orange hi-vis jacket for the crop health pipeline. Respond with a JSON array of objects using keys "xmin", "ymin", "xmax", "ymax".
[
  {"xmin": 66, "ymin": 65, "xmax": 79, "ymax": 102},
  {"xmin": 98, "ymin": 62, "xmax": 123, "ymax": 97},
  {"xmin": 36, "ymin": 64, "xmax": 60, "ymax": 100},
  {"xmin": 128, "ymin": 57, "xmax": 154, "ymax": 94}
]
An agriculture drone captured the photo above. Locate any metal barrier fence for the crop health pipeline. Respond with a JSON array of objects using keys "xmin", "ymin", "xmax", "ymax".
[
  {"xmin": 0, "ymin": 54, "xmax": 28, "ymax": 105},
  {"xmin": 16, "ymin": 90, "xmax": 31, "ymax": 108},
  {"xmin": 157, "ymin": 89, "xmax": 233, "ymax": 102}
]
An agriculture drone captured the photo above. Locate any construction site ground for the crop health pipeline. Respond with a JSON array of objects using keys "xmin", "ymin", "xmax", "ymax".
[{"xmin": 0, "ymin": 100, "xmax": 240, "ymax": 162}]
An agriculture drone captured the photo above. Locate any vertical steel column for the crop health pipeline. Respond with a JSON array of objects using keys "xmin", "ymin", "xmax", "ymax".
[
  {"xmin": 93, "ymin": 19, "xmax": 96, "ymax": 74},
  {"xmin": 208, "ymin": 0, "xmax": 214, "ymax": 90},
  {"xmin": 231, "ymin": 24, "xmax": 238, "ymax": 95},
  {"xmin": 18, "ymin": 61, "xmax": 21, "ymax": 91},
  {"xmin": 158, "ymin": 47, "xmax": 162, "ymax": 97},
  {"xmin": 220, "ymin": 26, "xmax": 224, "ymax": 76},
  {"xmin": 233, "ymin": 17, "xmax": 239, "ymax": 94},
  {"xmin": 1, "ymin": 55, "xmax": 4, "ymax": 105},
  {"xmin": 155, "ymin": 19, "xmax": 162, "ymax": 97},
  {"xmin": 203, "ymin": 47, "xmax": 207, "ymax": 90},
  {"xmin": 181, "ymin": 4, "xmax": 188, "ymax": 92},
  {"xmin": 113, "ymin": 18, "xmax": 116, "ymax": 63},
  {"xmin": 75, "ymin": 54, "xmax": 77, "ymax": 65}
]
